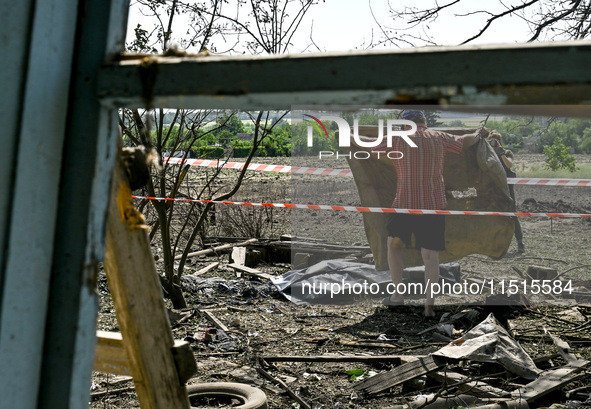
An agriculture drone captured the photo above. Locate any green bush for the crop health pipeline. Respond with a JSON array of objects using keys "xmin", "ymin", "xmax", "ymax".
[
  {"xmin": 543, "ymin": 137, "xmax": 577, "ymax": 172},
  {"xmin": 197, "ymin": 146, "xmax": 224, "ymax": 158}
]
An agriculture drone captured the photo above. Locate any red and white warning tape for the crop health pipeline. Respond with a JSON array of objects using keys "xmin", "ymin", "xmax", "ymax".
[
  {"xmin": 132, "ymin": 196, "xmax": 591, "ymax": 218},
  {"xmin": 507, "ymin": 177, "xmax": 591, "ymax": 186},
  {"xmin": 164, "ymin": 157, "xmax": 352, "ymax": 176},
  {"xmin": 164, "ymin": 158, "xmax": 591, "ymax": 186}
]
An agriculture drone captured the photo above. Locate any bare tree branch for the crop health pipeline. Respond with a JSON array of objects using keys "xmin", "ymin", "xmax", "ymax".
[
  {"xmin": 378, "ymin": 0, "xmax": 591, "ymax": 47},
  {"xmin": 163, "ymin": 0, "xmax": 178, "ymax": 50},
  {"xmin": 408, "ymin": 0, "xmax": 462, "ymax": 24},
  {"xmin": 123, "ymin": 0, "xmax": 317, "ymax": 308},
  {"xmin": 460, "ymin": 0, "xmax": 541, "ymax": 45},
  {"xmin": 529, "ymin": 0, "xmax": 582, "ymax": 41}
]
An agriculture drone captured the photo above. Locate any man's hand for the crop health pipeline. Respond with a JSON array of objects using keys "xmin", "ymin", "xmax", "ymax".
[
  {"xmin": 495, "ymin": 147, "xmax": 506, "ymax": 156},
  {"xmin": 462, "ymin": 127, "xmax": 489, "ymax": 148},
  {"xmin": 478, "ymin": 127, "xmax": 490, "ymax": 139}
]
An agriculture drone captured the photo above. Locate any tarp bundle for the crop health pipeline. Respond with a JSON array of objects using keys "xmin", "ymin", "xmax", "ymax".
[
  {"xmin": 344, "ymin": 126, "xmax": 515, "ymax": 270},
  {"xmin": 434, "ymin": 313, "xmax": 541, "ymax": 379},
  {"xmin": 271, "ymin": 260, "xmax": 463, "ymax": 305}
]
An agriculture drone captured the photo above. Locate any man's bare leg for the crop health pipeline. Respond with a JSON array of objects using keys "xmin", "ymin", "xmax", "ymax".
[
  {"xmin": 421, "ymin": 248, "xmax": 440, "ymax": 317},
  {"xmin": 387, "ymin": 237, "xmax": 405, "ymax": 304}
]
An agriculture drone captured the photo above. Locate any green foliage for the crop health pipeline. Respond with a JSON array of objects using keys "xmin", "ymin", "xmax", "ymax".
[
  {"xmin": 146, "ymin": 112, "xmax": 591, "ymax": 159},
  {"xmin": 156, "ymin": 124, "xmax": 216, "ymax": 152},
  {"xmin": 448, "ymin": 119, "xmax": 466, "ymax": 127},
  {"xmin": 127, "ymin": 24, "xmax": 158, "ymax": 53},
  {"xmin": 357, "ymin": 111, "xmax": 388, "ymax": 125},
  {"xmin": 543, "ymin": 137, "xmax": 577, "ymax": 172},
  {"xmin": 291, "ymin": 122, "xmax": 337, "ymax": 156},
  {"xmin": 224, "ymin": 122, "xmax": 292, "ymax": 157},
  {"xmin": 543, "ymin": 119, "xmax": 591, "ymax": 153},
  {"xmin": 519, "ymin": 162, "xmax": 591, "ymax": 179},
  {"xmin": 263, "ymin": 124, "xmax": 291, "ymax": 156},
  {"xmin": 231, "ymin": 140, "xmax": 258, "ymax": 157},
  {"xmin": 345, "ymin": 369, "xmax": 366, "ymax": 380},
  {"xmin": 425, "ymin": 111, "xmax": 443, "ymax": 127},
  {"xmin": 581, "ymin": 128, "xmax": 591, "ymax": 153},
  {"xmin": 209, "ymin": 113, "xmax": 246, "ymax": 148},
  {"xmin": 445, "ymin": 116, "xmax": 591, "ymax": 153},
  {"xmin": 484, "ymin": 118, "xmax": 544, "ymax": 149},
  {"xmin": 216, "ymin": 129, "xmax": 235, "ymax": 148},
  {"xmin": 218, "ymin": 114, "xmax": 246, "ymax": 135},
  {"xmin": 196, "ymin": 146, "xmax": 224, "ymax": 158}
]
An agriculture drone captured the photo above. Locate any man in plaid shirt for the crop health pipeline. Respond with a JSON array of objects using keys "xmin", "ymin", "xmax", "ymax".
[{"xmin": 363, "ymin": 110, "xmax": 487, "ymax": 317}]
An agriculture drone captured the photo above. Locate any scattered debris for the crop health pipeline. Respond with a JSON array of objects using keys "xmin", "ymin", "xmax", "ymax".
[
  {"xmin": 228, "ymin": 263, "xmax": 275, "ymax": 281},
  {"xmin": 196, "ymin": 328, "xmax": 241, "ymax": 352},
  {"xmin": 433, "ymin": 313, "xmax": 541, "ymax": 379},
  {"xmin": 185, "ymin": 261, "xmax": 219, "ymax": 278},
  {"xmin": 180, "ymin": 276, "xmax": 280, "ymax": 301},
  {"xmin": 93, "ymin": 154, "xmax": 591, "ymax": 409},
  {"xmin": 257, "ymin": 358, "xmax": 312, "ymax": 409},
  {"xmin": 261, "ymin": 354, "xmax": 404, "ymax": 364},
  {"xmin": 354, "ymin": 355, "xmax": 448, "ymax": 395},
  {"xmin": 511, "ymin": 362, "xmax": 589, "ymax": 402},
  {"xmin": 200, "ymin": 309, "xmax": 230, "ymax": 332},
  {"xmin": 175, "ymin": 238, "xmax": 258, "ymax": 260}
]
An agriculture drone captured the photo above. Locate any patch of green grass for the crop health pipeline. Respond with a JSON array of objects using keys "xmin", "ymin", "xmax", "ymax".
[{"xmin": 519, "ymin": 162, "xmax": 591, "ymax": 179}]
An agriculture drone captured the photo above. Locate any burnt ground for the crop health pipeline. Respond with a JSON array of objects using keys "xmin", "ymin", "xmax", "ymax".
[{"xmin": 91, "ymin": 154, "xmax": 591, "ymax": 409}]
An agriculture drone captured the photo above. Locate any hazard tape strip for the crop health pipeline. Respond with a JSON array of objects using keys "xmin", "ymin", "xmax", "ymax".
[
  {"xmin": 132, "ymin": 196, "xmax": 591, "ymax": 218},
  {"xmin": 164, "ymin": 157, "xmax": 352, "ymax": 176},
  {"xmin": 164, "ymin": 158, "xmax": 591, "ymax": 186},
  {"xmin": 507, "ymin": 177, "xmax": 591, "ymax": 186}
]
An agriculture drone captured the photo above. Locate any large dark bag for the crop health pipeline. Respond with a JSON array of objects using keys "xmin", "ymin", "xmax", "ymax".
[{"xmin": 343, "ymin": 126, "xmax": 515, "ymax": 270}]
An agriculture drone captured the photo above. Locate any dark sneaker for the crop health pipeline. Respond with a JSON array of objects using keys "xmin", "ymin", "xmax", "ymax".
[{"xmin": 517, "ymin": 241, "xmax": 525, "ymax": 253}]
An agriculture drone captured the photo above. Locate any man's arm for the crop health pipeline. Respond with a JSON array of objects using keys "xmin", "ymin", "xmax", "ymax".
[{"xmin": 461, "ymin": 127, "xmax": 489, "ymax": 148}]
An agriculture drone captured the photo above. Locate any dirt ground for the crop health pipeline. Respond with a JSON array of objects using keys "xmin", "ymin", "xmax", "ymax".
[{"xmin": 91, "ymin": 154, "xmax": 591, "ymax": 409}]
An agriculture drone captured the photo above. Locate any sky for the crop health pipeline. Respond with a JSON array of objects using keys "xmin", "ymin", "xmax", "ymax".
[
  {"xmin": 287, "ymin": 0, "xmax": 533, "ymax": 52},
  {"xmin": 126, "ymin": 0, "xmax": 535, "ymax": 54}
]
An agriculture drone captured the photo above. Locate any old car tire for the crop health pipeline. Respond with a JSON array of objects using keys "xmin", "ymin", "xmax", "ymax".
[{"xmin": 187, "ymin": 382, "xmax": 268, "ymax": 409}]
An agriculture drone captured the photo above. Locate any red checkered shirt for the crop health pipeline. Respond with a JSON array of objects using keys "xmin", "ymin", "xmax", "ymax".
[{"xmin": 372, "ymin": 124, "xmax": 463, "ymax": 210}]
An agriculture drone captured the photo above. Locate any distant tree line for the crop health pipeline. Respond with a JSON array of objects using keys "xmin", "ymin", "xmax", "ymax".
[
  {"xmin": 477, "ymin": 116, "xmax": 591, "ymax": 154},
  {"xmin": 155, "ymin": 113, "xmax": 291, "ymax": 158},
  {"xmin": 150, "ymin": 111, "xmax": 591, "ymax": 159}
]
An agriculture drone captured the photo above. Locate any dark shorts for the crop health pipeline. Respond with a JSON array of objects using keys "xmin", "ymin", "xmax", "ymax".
[{"xmin": 387, "ymin": 213, "xmax": 446, "ymax": 251}]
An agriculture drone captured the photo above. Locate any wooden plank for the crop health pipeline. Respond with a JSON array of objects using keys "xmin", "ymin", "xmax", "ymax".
[
  {"xmin": 95, "ymin": 331, "xmax": 132, "ymax": 376},
  {"xmin": 94, "ymin": 331, "xmax": 197, "ymax": 384},
  {"xmin": 228, "ymin": 263, "xmax": 274, "ymax": 280},
  {"xmin": 339, "ymin": 340, "xmax": 400, "ymax": 349},
  {"xmin": 470, "ymin": 400, "xmax": 529, "ymax": 409},
  {"xmin": 262, "ymin": 355, "xmax": 403, "ymax": 364},
  {"xmin": 511, "ymin": 364, "xmax": 589, "ymax": 402},
  {"xmin": 257, "ymin": 363, "xmax": 312, "ymax": 409},
  {"xmin": 103, "ymin": 146, "xmax": 191, "ymax": 409},
  {"xmin": 428, "ymin": 370, "xmax": 509, "ymax": 398},
  {"xmin": 200, "ymin": 309, "xmax": 230, "ymax": 332},
  {"xmin": 175, "ymin": 238, "xmax": 257, "ymax": 260},
  {"xmin": 185, "ymin": 261, "xmax": 220, "ymax": 278},
  {"xmin": 354, "ymin": 355, "xmax": 447, "ymax": 395},
  {"xmin": 546, "ymin": 331, "xmax": 580, "ymax": 364},
  {"xmin": 271, "ymin": 240, "xmax": 370, "ymax": 252},
  {"xmin": 99, "ymin": 42, "xmax": 591, "ymax": 110}
]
